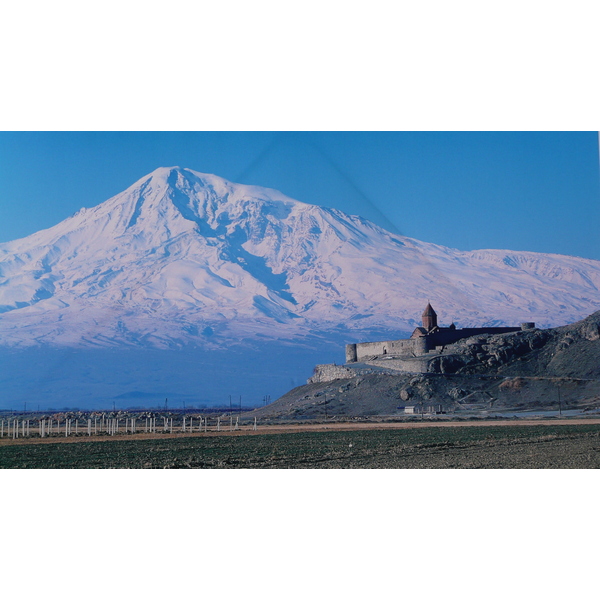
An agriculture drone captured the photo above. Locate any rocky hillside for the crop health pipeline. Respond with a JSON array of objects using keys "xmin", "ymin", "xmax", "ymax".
[
  {"xmin": 428, "ymin": 309, "xmax": 600, "ymax": 379},
  {"xmin": 250, "ymin": 311, "xmax": 600, "ymax": 418}
]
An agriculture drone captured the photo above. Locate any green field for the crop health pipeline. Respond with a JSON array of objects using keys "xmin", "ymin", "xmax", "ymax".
[{"xmin": 2, "ymin": 423, "xmax": 600, "ymax": 468}]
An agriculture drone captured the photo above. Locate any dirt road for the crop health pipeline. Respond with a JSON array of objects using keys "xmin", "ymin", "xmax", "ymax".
[{"xmin": 2, "ymin": 417, "xmax": 600, "ymax": 447}]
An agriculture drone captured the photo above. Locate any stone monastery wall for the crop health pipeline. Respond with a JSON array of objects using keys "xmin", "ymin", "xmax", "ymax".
[{"xmin": 346, "ymin": 337, "xmax": 428, "ymax": 362}]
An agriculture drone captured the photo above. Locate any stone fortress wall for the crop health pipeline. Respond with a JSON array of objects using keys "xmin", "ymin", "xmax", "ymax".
[
  {"xmin": 310, "ymin": 305, "xmax": 536, "ymax": 384},
  {"xmin": 345, "ymin": 326, "xmax": 533, "ymax": 364},
  {"xmin": 346, "ymin": 337, "xmax": 427, "ymax": 363}
]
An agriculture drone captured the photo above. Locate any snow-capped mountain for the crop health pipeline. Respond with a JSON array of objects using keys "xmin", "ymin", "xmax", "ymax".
[{"xmin": 1, "ymin": 166, "xmax": 600, "ymax": 350}]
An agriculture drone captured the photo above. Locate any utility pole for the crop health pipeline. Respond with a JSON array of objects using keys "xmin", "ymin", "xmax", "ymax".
[{"xmin": 558, "ymin": 387, "xmax": 562, "ymax": 417}]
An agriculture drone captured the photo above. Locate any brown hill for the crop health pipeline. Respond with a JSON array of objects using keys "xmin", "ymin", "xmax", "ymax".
[{"xmin": 250, "ymin": 311, "xmax": 600, "ymax": 419}]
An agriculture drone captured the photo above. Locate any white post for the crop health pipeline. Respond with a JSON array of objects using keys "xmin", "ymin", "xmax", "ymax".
[
  {"xmin": 88, "ymin": 419, "xmax": 91, "ymax": 436},
  {"xmin": 253, "ymin": 417, "xmax": 257, "ymax": 431},
  {"xmin": 190, "ymin": 417, "xmax": 193, "ymax": 433},
  {"xmin": 205, "ymin": 417, "xmax": 207, "ymax": 432},
  {"xmin": 217, "ymin": 417, "xmax": 220, "ymax": 432},
  {"xmin": 229, "ymin": 415, "xmax": 232, "ymax": 431},
  {"xmin": 1, "ymin": 419, "xmax": 4, "ymax": 437},
  {"xmin": 75, "ymin": 420, "xmax": 78, "ymax": 435},
  {"xmin": 145, "ymin": 418, "xmax": 148, "ymax": 433},
  {"xmin": 235, "ymin": 417, "xmax": 239, "ymax": 430},
  {"xmin": 95, "ymin": 418, "xmax": 97, "ymax": 435},
  {"xmin": 182, "ymin": 416, "xmax": 186, "ymax": 433}
]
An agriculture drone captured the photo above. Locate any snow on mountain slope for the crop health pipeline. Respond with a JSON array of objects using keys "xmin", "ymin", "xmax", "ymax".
[{"xmin": 1, "ymin": 166, "xmax": 599, "ymax": 349}]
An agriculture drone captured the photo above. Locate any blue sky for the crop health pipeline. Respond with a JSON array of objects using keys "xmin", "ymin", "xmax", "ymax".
[{"xmin": 0, "ymin": 131, "xmax": 598, "ymax": 260}]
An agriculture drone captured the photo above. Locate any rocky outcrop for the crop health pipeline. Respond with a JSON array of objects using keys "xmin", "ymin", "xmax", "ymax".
[
  {"xmin": 253, "ymin": 311, "xmax": 600, "ymax": 418},
  {"xmin": 421, "ymin": 310, "xmax": 600, "ymax": 379}
]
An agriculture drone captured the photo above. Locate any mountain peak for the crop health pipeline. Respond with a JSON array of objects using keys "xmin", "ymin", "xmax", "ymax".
[{"xmin": 1, "ymin": 168, "xmax": 600, "ymax": 351}]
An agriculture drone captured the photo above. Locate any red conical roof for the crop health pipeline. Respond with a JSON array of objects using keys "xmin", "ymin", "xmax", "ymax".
[{"xmin": 422, "ymin": 303, "xmax": 437, "ymax": 317}]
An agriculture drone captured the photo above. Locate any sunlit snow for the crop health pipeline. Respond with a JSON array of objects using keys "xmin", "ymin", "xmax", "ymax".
[{"xmin": 1, "ymin": 167, "xmax": 599, "ymax": 407}]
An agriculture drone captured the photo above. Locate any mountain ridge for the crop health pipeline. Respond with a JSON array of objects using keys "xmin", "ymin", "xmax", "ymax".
[{"xmin": 1, "ymin": 166, "xmax": 599, "ymax": 351}]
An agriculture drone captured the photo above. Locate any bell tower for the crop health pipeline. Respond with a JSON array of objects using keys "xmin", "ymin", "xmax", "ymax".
[{"xmin": 422, "ymin": 303, "xmax": 438, "ymax": 332}]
